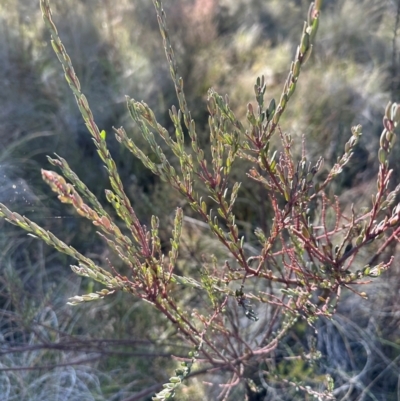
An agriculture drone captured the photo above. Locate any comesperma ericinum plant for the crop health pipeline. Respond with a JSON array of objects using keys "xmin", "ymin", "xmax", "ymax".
[{"xmin": 1, "ymin": 0, "xmax": 400, "ymax": 399}]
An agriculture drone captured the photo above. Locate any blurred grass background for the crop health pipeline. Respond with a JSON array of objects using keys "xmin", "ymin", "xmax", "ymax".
[{"xmin": 0, "ymin": 0, "xmax": 400, "ymax": 400}]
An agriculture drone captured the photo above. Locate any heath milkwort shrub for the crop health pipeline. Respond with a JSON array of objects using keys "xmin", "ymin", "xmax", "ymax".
[{"xmin": 1, "ymin": 0, "xmax": 400, "ymax": 399}]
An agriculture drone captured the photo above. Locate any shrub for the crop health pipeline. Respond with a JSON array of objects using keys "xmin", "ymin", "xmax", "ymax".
[{"xmin": 1, "ymin": 0, "xmax": 400, "ymax": 399}]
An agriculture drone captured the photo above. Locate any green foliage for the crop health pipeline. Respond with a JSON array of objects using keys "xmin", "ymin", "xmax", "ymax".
[{"xmin": 1, "ymin": 0, "xmax": 400, "ymax": 400}]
